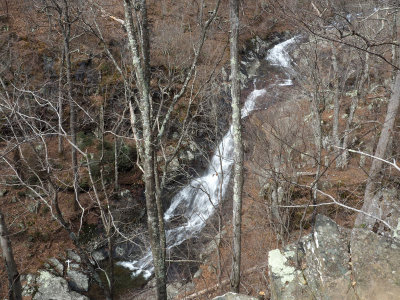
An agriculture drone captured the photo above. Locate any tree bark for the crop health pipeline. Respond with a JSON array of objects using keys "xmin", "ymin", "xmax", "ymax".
[
  {"xmin": 61, "ymin": 0, "xmax": 80, "ymax": 210},
  {"xmin": 12, "ymin": 145, "xmax": 23, "ymax": 181},
  {"xmin": 355, "ymin": 71, "xmax": 400, "ymax": 228},
  {"xmin": 331, "ymin": 46, "xmax": 340, "ymax": 158},
  {"xmin": 58, "ymin": 47, "xmax": 65, "ymax": 155},
  {"xmin": 114, "ymin": 136, "xmax": 119, "ymax": 191},
  {"xmin": 123, "ymin": 1, "xmax": 166, "ymax": 299},
  {"xmin": 310, "ymin": 90, "xmax": 322, "ymax": 227},
  {"xmin": 229, "ymin": 0, "xmax": 243, "ymax": 293},
  {"xmin": 0, "ymin": 210, "xmax": 22, "ymax": 300}
]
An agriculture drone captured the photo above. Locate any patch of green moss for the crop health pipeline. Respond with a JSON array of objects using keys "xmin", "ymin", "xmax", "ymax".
[
  {"xmin": 77, "ymin": 131, "xmax": 95, "ymax": 149},
  {"xmin": 97, "ymin": 140, "xmax": 113, "ymax": 151}
]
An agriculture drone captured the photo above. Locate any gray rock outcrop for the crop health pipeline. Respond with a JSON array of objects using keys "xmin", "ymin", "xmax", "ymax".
[
  {"xmin": 67, "ymin": 269, "xmax": 89, "ymax": 292},
  {"xmin": 351, "ymin": 227, "xmax": 400, "ymax": 299},
  {"xmin": 268, "ymin": 215, "xmax": 400, "ymax": 300},
  {"xmin": 33, "ymin": 270, "xmax": 88, "ymax": 300},
  {"xmin": 22, "ymin": 250, "xmax": 90, "ymax": 300}
]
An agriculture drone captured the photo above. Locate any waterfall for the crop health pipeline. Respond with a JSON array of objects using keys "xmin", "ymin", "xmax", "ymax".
[{"xmin": 119, "ymin": 37, "xmax": 297, "ymax": 279}]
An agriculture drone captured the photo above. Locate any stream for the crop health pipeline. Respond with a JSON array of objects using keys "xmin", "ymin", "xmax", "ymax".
[{"xmin": 118, "ymin": 36, "xmax": 298, "ymax": 280}]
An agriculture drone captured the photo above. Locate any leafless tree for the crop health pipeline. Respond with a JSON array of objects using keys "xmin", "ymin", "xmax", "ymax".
[
  {"xmin": 229, "ymin": 0, "xmax": 244, "ymax": 293},
  {"xmin": 85, "ymin": 0, "xmax": 224, "ymax": 297},
  {"xmin": 355, "ymin": 71, "xmax": 400, "ymax": 228},
  {"xmin": 0, "ymin": 210, "xmax": 22, "ymax": 300}
]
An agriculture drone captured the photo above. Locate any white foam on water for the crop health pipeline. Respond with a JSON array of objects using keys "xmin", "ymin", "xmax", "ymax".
[{"xmin": 266, "ymin": 36, "xmax": 297, "ymax": 68}]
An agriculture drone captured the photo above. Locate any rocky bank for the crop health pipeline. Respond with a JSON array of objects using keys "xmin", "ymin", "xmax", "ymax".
[{"xmin": 268, "ymin": 215, "xmax": 400, "ymax": 300}]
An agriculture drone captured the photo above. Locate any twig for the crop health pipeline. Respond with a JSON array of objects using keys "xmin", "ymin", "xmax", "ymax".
[
  {"xmin": 334, "ymin": 146, "xmax": 400, "ymax": 172},
  {"xmin": 277, "ymin": 184, "xmax": 394, "ymax": 231}
]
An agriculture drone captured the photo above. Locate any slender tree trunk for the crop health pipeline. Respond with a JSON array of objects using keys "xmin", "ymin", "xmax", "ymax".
[
  {"xmin": 331, "ymin": 46, "xmax": 340, "ymax": 159},
  {"xmin": 107, "ymin": 232, "xmax": 114, "ymax": 300},
  {"xmin": 340, "ymin": 52, "xmax": 369, "ymax": 168},
  {"xmin": 392, "ymin": 12, "xmax": 398, "ymax": 80},
  {"xmin": 198, "ymin": 0, "xmax": 204, "ymax": 26},
  {"xmin": 12, "ymin": 145, "xmax": 23, "ymax": 181},
  {"xmin": 229, "ymin": 0, "xmax": 243, "ymax": 293},
  {"xmin": 62, "ymin": 3, "xmax": 80, "ymax": 211},
  {"xmin": 138, "ymin": 0, "xmax": 167, "ymax": 271},
  {"xmin": 99, "ymin": 104, "xmax": 105, "ymax": 139},
  {"xmin": 58, "ymin": 47, "xmax": 65, "ymax": 155},
  {"xmin": 0, "ymin": 210, "xmax": 22, "ymax": 300},
  {"xmin": 154, "ymin": 159, "xmax": 166, "ymax": 265},
  {"xmin": 310, "ymin": 90, "xmax": 322, "ymax": 225},
  {"xmin": 355, "ymin": 71, "xmax": 400, "ymax": 228},
  {"xmin": 123, "ymin": 1, "xmax": 166, "ymax": 298},
  {"xmin": 114, "ymin": 136, "xmax": 119, "ymax": 191}
]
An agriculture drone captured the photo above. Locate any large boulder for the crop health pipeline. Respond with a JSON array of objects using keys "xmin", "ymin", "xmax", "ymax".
[
  {"xmin": 23, "ymin": 250, "xmax": 90, "ymax": 300},
  {"xmin": 33, "ymin": 270, "xmax": 88, "ymax": 300},
  {"xmin": 351, "ymin": 228, "xmax": 400, "ymax": 299},
  {"xmin": 67, "ymin": 269, "xmax": 89, "ymax": 292},
  {"xmin": 268, "ymin": 215, "xmax": 400, "ymax": 300}
]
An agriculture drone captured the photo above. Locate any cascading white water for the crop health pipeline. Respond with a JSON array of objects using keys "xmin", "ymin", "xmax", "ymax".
[
  {"xmin": 119, "ymin": 37, "xmax": 297, "ymax": 279},
  {"xmin": 267, "ymin": 37, "xmax": 297, "ymax": 68},
  {"xmin": 267, "ymin": 36, "xmax": 297, "ymax": 87}
]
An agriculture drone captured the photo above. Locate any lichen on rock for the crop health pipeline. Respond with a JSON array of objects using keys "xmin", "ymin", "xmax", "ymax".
[{"xmin": 268, "ymin": 214, "xmax": 400, "ymax": 300}]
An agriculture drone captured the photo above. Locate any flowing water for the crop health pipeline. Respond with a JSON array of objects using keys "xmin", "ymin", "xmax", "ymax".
[{"xmin": 119, "ymin": 36, "xmax": 298, "ymax": 279}]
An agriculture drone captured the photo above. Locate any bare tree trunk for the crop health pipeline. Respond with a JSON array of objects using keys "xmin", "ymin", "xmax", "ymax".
[
  {"xmin": 392, "ymin": 12, "xmax": 398, "ymax": 80},
  {"xmin": 198, "ymin": 0, "xmax": 204, "ymax": 26},
  {"xmin": 62, "ymin": 2, "xmax": 80, "ymax": 211},
  {"xmin": 340, "ymin": 52, "xmax": 369, "ymax": 168},
  {"xmin": 229, "ymin": 0, "xmax": 243, "ymax": 293},
  {"xmin": 138, "ymin": 0, "xmax": 167, "ymax": 271},
  {"xmin": 12, "ymin": 145, "xmax": 23, "ymax": 181},
  {"xmin": 58, "ymin": 47, "xmax": 65, "ymax": 155},
  {"xmin": 123, "ymin": 1, "xmax": 166, "ymax": 298},
  {"xmin": 59, "ymin": 0, "xmax": 79, "ymax": 210},
  {"xmin": 310, "ymin": 91, "xmax": 322, "ymax": 224},
  {"xmin": 107, "ymin": 232, "xmax": 114, "ymax": 300},
  {"xmin": 355, "ymin": 71, "xmax": 400, "ymax": 228},
  {"xmin": 0, "ymin": 210, "xmax": 22, "ymax": 300},
  {"xmin": 154, "ymin": 159, "xmax": 166, "ymax": 265},
  {"xmin": 114, "ymin": 136, "xmax": 119, "ymax": 191},
  {"xmin": 331, "ymin": 46, "xmax": 340, "ymax": 158},
  {"xmin": 98, "ymin": 104, "xmax": 104, "ymax": 139}
]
